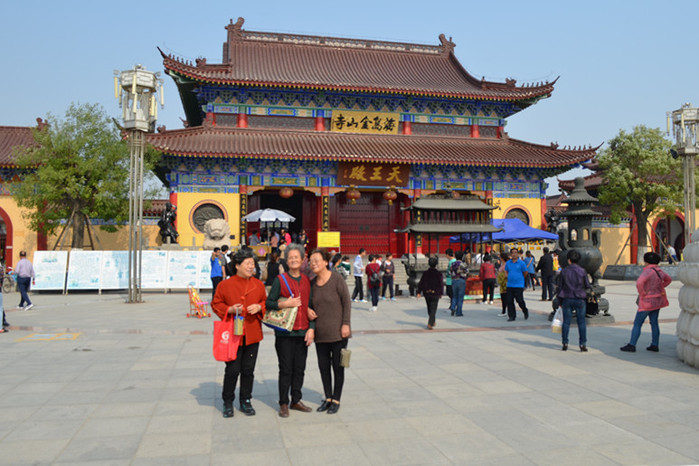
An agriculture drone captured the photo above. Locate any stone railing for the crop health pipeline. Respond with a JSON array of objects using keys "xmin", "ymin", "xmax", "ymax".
[{"xmin": 677, "ymin": 232, "xmax": 699, "ymax": 368}]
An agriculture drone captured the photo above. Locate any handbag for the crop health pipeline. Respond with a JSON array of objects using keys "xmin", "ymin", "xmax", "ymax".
[
  {"xmin": 551, "ymin": 307, "xmax": 563, "ymax": 334},
  {"xmin": 586, "ymin": 295, "xmax": 599, "ymax": 316},
  {"xmin": 340, "ymin": 347, "xmax": 351, "ymax": 368},
  {"xmin": 262, "ymin": 273, "xmax": 298, "ymax": 332},
  {"xmin": 213, "ymin": 313, "xmax": 242, "ymax": 362}
]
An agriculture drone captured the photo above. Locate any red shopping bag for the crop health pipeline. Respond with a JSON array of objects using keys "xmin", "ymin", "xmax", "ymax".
[{"xmin": 213, "ymin": 314, "xmax": 242, "ymax": 362}]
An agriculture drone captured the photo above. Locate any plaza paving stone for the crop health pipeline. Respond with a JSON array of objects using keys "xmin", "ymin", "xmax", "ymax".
[{"xmin": 0, "ymin": 279, "xmax": 698, "ymax": 465}]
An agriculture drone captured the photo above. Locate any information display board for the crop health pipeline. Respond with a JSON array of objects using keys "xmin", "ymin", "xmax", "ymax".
[
  {"xmin": 141, "ymin": 250, "xmax": 168, "ymax": 290},
  {"xmin": 66, "ymin": 251, "xmax": 104, "ymax": 290},
  {"xmin": 32, "ymin": 251, "xmax": 69, "ymax": 291},
  {"xmin": 317, "ymin": 231, "xmax": 341, "ymax": 249},
  {"xmin": 100, "ymin": 251, "xmax": 129, "ymax": 290},
  {"xmin": 167, "ymin": 250, "xmax": 200, "ymax": 289},
  {"xmin": 197, "ymin": 250, "xmax": 214, "ymax": 289}
]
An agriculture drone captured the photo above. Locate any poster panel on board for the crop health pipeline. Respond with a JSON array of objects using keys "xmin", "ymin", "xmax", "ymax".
[
  {"xmin": 66, "ymin": 251, "xmax": 104, "ymax": 290},
  {"xmin": 33, "ymin": 251, "xmax": 69, "ymax": 291}
]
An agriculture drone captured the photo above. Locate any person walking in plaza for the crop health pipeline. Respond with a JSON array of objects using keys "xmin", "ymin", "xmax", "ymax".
[
  {"xmin": 620, "ymin": 252, "xmax": 672, "ymax": 353},
  {"xmin": 351, "ymin": 248, "xmax": 367, "ymax": 303},
  {"xmin": 450, "ymin": 251, "xmax": 467, "ymax": 317},
  {"xmin": 16, "ymin": 251, "xmax": 35, "ymax": 311},
  {"xmin": 417, "ymin": 255, "xmax": 443, "ymax": 330},
  {"xmin": 366, "ymin": 254, "xmax": 382, "ymax": 312},
  {"xmin": 211, "ymin": 249, "xmax": 266, "ymax": 418},
  {"xmin": 504, "ymin": 249, "xmax": 529, "ymax": 321},
  {"xmin": 524, "ymin": 250, "xmax": 537, "ymax": 291},
  {"xmin": 380, "ymin": 252, "xmax": 396, "ymax": 301},
  {"xmin": 265, "ymin": 244, "xmax": 315, "ymax": 418},
  {"xmin": 308, "ymin": 248, "xmax": 352, "ymax": 415},
  {"xmin": 536, "ymin": 247, "xmax": 555, "ymax": 301},
  {"xmin": 210, "ymin": 247, "xmax": 225, "ymax": 300},
  {"xmin": 444, "ymin": 249, "xmax": 455, "ymax": 314},
  {"xmin": 496, "ymin": 252, "xmax": 510, "ymax": 317},
  {"xmin": 479, "ymin": 253, "xmax": 497, "ymax": 304},
  {"xmin": 557, "ymin": 250, "xmax": 591, "ymax": 352}
]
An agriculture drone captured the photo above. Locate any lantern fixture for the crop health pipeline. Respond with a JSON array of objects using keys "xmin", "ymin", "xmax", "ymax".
[
  {"xmin": 383, "ymin": 186, "xmax": 398, "ymax": 205},
  {"xmin": 346, "ymin": 185, "xmax": 361, "ymax": 204},
  {"xmin": 279, "ymin": 187, "xmax": 294, "ymax": 199}
]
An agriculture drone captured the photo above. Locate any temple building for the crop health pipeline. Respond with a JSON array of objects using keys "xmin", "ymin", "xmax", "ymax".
[{"xmin": 147, "ymin": 17, "xmax": 597, "ymax": 255}]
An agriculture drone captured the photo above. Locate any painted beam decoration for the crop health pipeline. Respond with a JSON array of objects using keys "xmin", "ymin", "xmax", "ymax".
[
  {"xmin": 337, "ymin": 161, "xmax": 410, "ymax": 188},
  {"xmin": 331, "ymin": 110, "xmax": 399, "ymax": 134}
]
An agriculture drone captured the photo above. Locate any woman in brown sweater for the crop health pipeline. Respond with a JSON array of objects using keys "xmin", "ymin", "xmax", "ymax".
[{"xmin": 308, "ymin": 248, "xmax": 351, "ymax": 414}]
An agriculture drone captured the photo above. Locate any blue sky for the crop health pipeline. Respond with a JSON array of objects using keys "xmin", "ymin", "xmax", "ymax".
[{"xmin": 1, "ymin": 1, "xmax": 696, "ymax": 194}]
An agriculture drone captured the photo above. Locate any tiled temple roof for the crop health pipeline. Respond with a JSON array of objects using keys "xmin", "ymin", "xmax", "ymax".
[
  {"xmin": 147, "ymin": 126, "xmax": 596, "ymax": 168},
  {"xmin": 0, "ymin": 125, "xmax": 35, "ymax": 167},
  {"xmin": 161, "ymin": 18, "xmax": 556, "ymax": 102}
]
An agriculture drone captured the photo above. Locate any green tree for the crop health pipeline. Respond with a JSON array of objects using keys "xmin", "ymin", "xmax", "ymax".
[
  {"xmin": 597, "ymin": 125, "xmax": 681, "ymax": 261},
  {"xmin": 12, "ymin": 102, "xmax": 160, "ymax": 248}
]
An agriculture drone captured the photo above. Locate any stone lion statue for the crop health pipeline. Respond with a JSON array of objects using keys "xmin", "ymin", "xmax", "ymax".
[{"xmin": 202, "ymin": 218, "xmax": 231, "ymax": 250}]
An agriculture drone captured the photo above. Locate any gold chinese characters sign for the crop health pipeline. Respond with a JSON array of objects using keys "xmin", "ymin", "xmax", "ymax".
[
  {"xmin": 337, "ymin": 162, "xmax": 410, "ymax": 188},
  {"xmin": 331, "ymin": 110, "xmax": 399, "ymax": 134}
]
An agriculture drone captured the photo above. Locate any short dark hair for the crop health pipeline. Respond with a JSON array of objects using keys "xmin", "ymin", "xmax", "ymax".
[
  {"xmin": 644, "ymin": 252, "xmax": 661, "ymax": 265},
  {"xmin": 445, "ymin": 248, "xmax": 454, "ymax": 256},
  {"xmin": 221, "ymin": 245, "xmax": 229, "ymax": 252},
  {"xmin": 232, "ymin": 248, "xmax": 254, "ymax": 265},
  {"xmin": 368, "ymin": 254, "xmax": 375, "ymax": 261},
  {"xmin": 455, "ymin": 251, "xmax": 464, "ymax": 260},
  {"xmin": 359, "ymin": 248, "xmax": 366, "ymax": 254},
  {"xmin": 213, "ymin": 247, "xmax": 221, "ymax": 253},
  {"xmin": 543, "ymin": 247, "xmax": 550, "ymax": 254},
  {"xmin": 567, "ymin": 249, "xmax": 581, "ymax": 263},
  {"xmin": 483, "ymin": 253, "xmax": 491, "ymax": 262},
  {"xmin": 428, "ymin": 256, "xmax": 439, "ymax": 268},
  {"xmin": 310, "ymin": 248, "xmax": 332, "ymax": 263}
]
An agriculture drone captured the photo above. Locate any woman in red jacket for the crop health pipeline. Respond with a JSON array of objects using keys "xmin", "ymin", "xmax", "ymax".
[
  {"xmin": 212, "ymin": 248, "xmax": 267, "ymax": 418},
  {"xmin": 365, "ymin": 254, "xmax": 382, "ymax": 312},
  {"xmin": 479, "ymin": 254, "xmax": 497, "ymax": 305},
  {"xmin": 620, "ymin": 252, "xmax": 672, "ymax": 353}
]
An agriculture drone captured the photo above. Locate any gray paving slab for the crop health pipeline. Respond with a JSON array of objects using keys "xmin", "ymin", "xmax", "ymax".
[{"xmin": 0, "ymin": 279, "xmax": 698, "ymax": 464}]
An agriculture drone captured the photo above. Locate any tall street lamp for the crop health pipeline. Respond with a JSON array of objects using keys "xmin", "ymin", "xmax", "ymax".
[
  {"xmin": 114, "ymin": 65, "xmax": 163, "ymax": 303},
  {"xmin": 669, "ymin": 103, "xmax": 699, "ymax": 249}
]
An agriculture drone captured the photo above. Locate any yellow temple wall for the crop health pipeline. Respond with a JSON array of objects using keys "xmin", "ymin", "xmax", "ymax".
[
  {"xmin": 0, "ymin": 196, "xmax": 38, "ymax": 265},
  {"xmin": 495, "ymin": 197, "xmax": 545, "ymax": 229},
  {"xmin": 175, "ymin": 192, "xmax": 240, "ymax": 249}
]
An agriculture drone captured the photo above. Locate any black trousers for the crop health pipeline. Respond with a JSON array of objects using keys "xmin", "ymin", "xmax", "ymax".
[
  {"xmin": 506, "ymin": 287, "xmax": 528, "ymax": 320},
  {"xmin": 381, "ymin": 276, "xmax": 394, "ymax": 298},
  {"xmin": 541, "ymin": 275, "xmax": 555, "ymax": 300},
  {"xmin": 351, "ymin": 276, "xmax": 364, "ymax": 300},
  {"xmin": 446, "ymin": 284, "xmax": 453, "ymax": 302},
  {"xmin": 425, "ymin": 295, "xmax": 439, "ymax": 326},
  {"xmin": 482, "ymin": 278, "xmax": 496, "ymax": 302},
  {"xmin": 222, "ymin": 341, "xmax": 259, "ymax": 404},
  {"xmin": 316, "ymin": 339, "xmax": 348, "ymax": 401},
  {"xmin": 211, "ymin": 276, "xmax": 223, "ymax": 300},
  {"xmin": 275, "ymin": 336, "xmax": 308, "ymax": 406}
]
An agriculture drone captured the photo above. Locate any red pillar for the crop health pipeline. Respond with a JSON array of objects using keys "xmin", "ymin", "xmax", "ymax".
[
  {"xmin": 237, "ymin": 113, "xmax": 248, "ymax": 128},
  {"xmin": 470, "ymin": 124, "xmax": 480, "ymax": 138},
  {"xmin": 402, "ymin": 121, "xmax": 412, "ymax": 135},
  {"xmin": 315, "ymin": 117, "xmax": 325, "ymax": 131},
  {"xmin": 497, "ymin": 125, "xmax": 504, "ymax": 138}
]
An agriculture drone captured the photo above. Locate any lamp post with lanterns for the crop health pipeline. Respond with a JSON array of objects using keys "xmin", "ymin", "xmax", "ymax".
[
  {"xmin": 114, "ymin": 65, "xmax": 163, "ymax": 303},
  {"xmin": 669, "ymin": 104, "xmax": 699, "ymax": 248}
]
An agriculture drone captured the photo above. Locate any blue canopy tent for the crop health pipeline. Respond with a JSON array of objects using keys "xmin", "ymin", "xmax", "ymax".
[{"xmin": 450, "ymin": 218, "xmax": 558, "ymax": 243}]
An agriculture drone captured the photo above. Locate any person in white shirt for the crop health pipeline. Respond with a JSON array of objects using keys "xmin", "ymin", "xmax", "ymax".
[
  {"xmin": 16, "ymin": 251, "xmax": 35, "ymax": 311},
  {"xmin": 351, "ymin": 248, "xmax": 367, "ymax": 303}
]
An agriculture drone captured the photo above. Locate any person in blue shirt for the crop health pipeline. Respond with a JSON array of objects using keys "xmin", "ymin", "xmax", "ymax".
[
  {"xmin": 504, "ymin": 249, "xmax": 529, "ymax": 322},
  {"xmin": 210, "ymin": 247, "xmax": 226, "ymax": 300}
]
